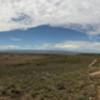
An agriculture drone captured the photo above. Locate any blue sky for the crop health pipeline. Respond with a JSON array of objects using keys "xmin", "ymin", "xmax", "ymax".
[
  {"xmin": 0, "ymin": 0, "xmax": 100, "ymax": 53},
  {"xmin": 0, "ymin": 25, "xmax": 100, "ymax": 53}
]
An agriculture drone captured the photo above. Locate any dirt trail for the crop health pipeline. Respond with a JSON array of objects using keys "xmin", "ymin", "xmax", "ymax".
[
  {"xmin": 89, "ymin": 71, "xmax": 100, "ymax": 77},
  {"xmin": 88, "ymin": 59, "xmax": 100, "ymax": 100},
  {"xmin": 89, "ymin": 70, "xmax": 100, "ymax": 100}
]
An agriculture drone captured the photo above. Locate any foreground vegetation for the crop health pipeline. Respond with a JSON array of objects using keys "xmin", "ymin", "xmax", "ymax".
[{"xmin": 0, "ymin": 54, "xmax": 99, "ymax": 100}]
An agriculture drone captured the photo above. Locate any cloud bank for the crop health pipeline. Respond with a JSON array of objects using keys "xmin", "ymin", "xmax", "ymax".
[
  {"xmin": 0, "ymin": 45, "xmax": 20, "ymax": 50},
  {"xmin": 37, "ymin": 41, "xmax": 100, "ymax": 53},
  {"xmin": 1, "ymin": 40, "xmax": 100, "ymax": 53},
  {"xmin": 0, "ymin": 0, "xmax": 100, "ymax": 35}
]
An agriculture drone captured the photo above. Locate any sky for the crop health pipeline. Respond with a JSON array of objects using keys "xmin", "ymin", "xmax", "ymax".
[{"xmin": 0, "ymin": 0, "xmax": 100, "ymax": 53}]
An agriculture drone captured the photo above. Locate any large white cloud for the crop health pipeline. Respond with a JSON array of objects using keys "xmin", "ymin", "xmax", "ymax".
[{"xmin": 0, "ymin": 0, "xmax": 100, "ymax": 34}]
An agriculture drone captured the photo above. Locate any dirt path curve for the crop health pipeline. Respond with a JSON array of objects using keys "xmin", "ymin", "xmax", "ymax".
[{"xmin": 89, "ymin": 71, "xmax": 100, "ymax": 77}]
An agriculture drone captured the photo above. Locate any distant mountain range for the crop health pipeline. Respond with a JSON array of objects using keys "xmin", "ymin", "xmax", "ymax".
[
  {"xmin": 0, "ymin": 50, "xmax": 79, "ymax": 55},
  {"xmin": 0, "ymin": 50, "xmax": 99, "ymax": 55}
]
